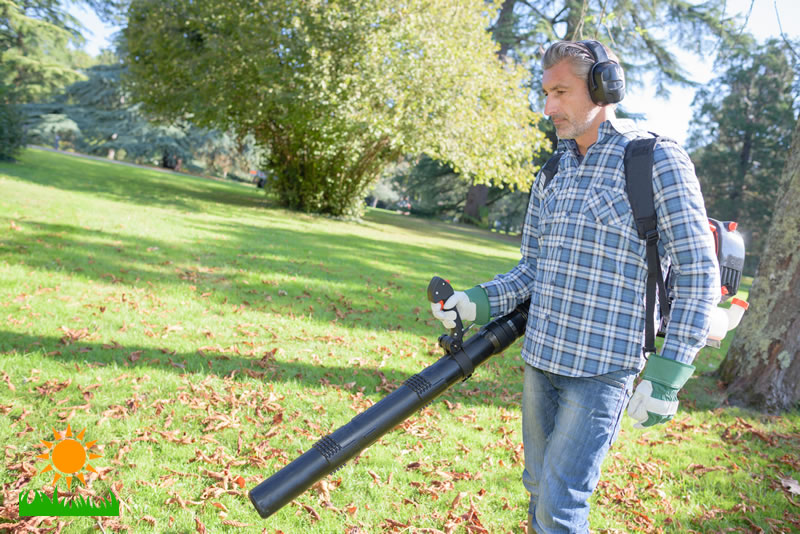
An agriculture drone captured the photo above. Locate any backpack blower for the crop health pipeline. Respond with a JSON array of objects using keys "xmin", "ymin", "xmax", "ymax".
[{"xmin": 667, "ymin": 218, "xmax": 748, "ymax": 348}]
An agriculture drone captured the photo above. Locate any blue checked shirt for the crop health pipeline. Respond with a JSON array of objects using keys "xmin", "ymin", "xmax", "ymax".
[{"xmin": 482, "ymin": 119, "xmax": 719, "ymax": 377}]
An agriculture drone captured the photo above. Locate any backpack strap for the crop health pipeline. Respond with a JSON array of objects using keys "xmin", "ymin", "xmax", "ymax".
[
  {"xmin": 541, "ymin": 152, "xmax": 563, "ymax": 190},
  {"xmin": 624, "ymin": 137, "xmax": 670, "ymax": 355}
]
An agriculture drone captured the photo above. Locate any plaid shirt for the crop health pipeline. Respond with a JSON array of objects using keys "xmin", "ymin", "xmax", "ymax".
[{"xmin": 482, "ymin": 119, "xmax": 719, "ymax": 377}]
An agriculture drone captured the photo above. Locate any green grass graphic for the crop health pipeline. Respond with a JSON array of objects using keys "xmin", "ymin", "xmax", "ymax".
[{"xmin": 19, "ymin": 488, "xmax": 120, "ymax": 517}]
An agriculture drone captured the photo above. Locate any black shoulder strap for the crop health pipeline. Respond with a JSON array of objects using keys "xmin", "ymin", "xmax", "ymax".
[
  {"xmin": 541, "ymin": 152, "xmax": 563, "ymax": 190},
  {"xmin": 624, "ymin": 136, "xmax": 670, "ymax": 355}
]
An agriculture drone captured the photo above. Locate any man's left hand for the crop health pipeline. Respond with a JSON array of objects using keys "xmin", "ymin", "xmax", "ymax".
[{"xmin": 627, "ymin": 354, "xmax": 695, "ymax": 428}]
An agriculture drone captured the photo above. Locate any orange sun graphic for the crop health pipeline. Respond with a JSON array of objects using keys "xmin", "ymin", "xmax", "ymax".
[{"xmin": 36, "ymin": 424, "xmax": 102, "ymax": 490}]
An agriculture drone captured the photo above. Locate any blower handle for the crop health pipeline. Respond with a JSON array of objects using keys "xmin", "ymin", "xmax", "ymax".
[{"xmin": 426, "ymin": 276, "xmax": 465, "ymax": 354}]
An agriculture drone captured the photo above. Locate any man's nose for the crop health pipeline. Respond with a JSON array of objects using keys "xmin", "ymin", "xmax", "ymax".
[{"xmin": 544, "ymin": 95, "xmax": 556, "ymax": 117}]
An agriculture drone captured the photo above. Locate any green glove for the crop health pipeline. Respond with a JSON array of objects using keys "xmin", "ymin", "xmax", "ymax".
[{"xmin": 627, "ymin": 354, "xmax": 695, "ymax": 428}]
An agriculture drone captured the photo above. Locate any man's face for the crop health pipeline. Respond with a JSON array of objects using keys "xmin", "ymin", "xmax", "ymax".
[{"xmin": 542, "ymin": 60, "xmax": 600, "ymax": 140}]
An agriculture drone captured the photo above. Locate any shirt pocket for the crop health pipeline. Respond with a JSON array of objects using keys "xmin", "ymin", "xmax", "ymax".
[{"xmin": 583, "ymin": 185, "xmax": 631, "ymax": 227}]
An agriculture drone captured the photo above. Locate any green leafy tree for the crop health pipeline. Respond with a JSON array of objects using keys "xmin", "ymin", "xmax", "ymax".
[
  {"xmin": 0, "ymin": 0, "xmax": 88, "ymax": 103},
  {"xmin": 124, "ymin": 0, "xmax": 546, "ymax": 217},
  {"xmin": 24, "ymin": 63, "xmax": 265, "ymax": 174},
  {"xmin": 688, "ymin": 39, "xmax": 799, "ymax": 274},
  {"xmin": 0, "ymin": 0, "xmax": 127, "ymax": 158},
  {"xmin": 392, "ymin": 155, "xmax": 471, "ymax": 218},
  {"xmin": 489, "ymin": 0, "xmax": 741, "ymax": 91},
  {"xmin": 0, "ymin": 81, "xmax": 25, "ymax": 160}
]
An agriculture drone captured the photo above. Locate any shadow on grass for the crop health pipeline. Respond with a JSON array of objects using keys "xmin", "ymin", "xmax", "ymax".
[
  {"xmin": 0, "ymin": 217, "xmax": 517, "ymax": 339},
  {"xmin": 0, "ymin": 331, "xmax": 524, "ymax": 410}
]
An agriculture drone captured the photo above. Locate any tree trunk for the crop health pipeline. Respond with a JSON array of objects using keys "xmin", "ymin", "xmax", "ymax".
[
  {"xmin": 463, "ymin": 0, "xmax": 516, "ymax": 225},
  {"xmin": 718, "ymin": 116, "xmax": 800, "ymax": 414},
  {"xmin": 463, "ymin": 182, "xmax": 489, "ymax": 225}
]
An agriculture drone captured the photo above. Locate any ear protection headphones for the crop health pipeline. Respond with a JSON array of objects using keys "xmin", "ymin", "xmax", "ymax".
[{"xmin": 578, "ymin": 40, "xmax": 625, "ymax": 105}]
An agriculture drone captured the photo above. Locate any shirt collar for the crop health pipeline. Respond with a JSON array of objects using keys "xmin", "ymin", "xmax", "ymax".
[{"xmin": 556, "ymin": 118, "xmax": 640, "ymax": 156}]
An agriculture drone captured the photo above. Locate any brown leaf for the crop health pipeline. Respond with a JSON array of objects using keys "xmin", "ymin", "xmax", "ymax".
[
  {"xmin": 450, "ymin": 491, "xmax": 467, "ymax": 510},
  {"xmin": 367, "ymin": 469, "xmax": 383, "ymax": 486},
  {"xmin": 1, "ymin": 371, "xmax": 15, "ymax": 391},
  {"xmin": 296, "ymin": 501, "xmax": 320, "ymax": 521},
  {"xmin": 59, "ymin": 326, "xmax": 89, "ymax": 345},
  {"xmin": 195, "ymin": 517, "xmax": 206, "ymax": 534},
  {"xmin": 210, "ymin": 502, "xmax": 229, "ymax": 513},
  {"xmin": 234, "ymin": 475, "xmax": 245, "ymax": 489},
  {"xmin": 687, "ymin": 463, "xmax": 726, "ymax": 476}
]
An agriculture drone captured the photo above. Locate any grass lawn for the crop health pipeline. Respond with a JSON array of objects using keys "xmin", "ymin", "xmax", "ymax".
[{"xmin": 1, "ymin": 148, "xmax": 798, "ymax": 533}]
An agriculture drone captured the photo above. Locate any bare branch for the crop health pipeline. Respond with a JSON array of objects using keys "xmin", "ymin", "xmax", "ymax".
[{"xmin": 774, "ymin": 0, "xmax": 800, "ymax": 61}]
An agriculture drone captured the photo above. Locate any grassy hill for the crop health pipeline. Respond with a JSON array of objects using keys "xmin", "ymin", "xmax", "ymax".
[{"xmin": 1, "ymin": 148, "xmax": 797, "ymax": 533}]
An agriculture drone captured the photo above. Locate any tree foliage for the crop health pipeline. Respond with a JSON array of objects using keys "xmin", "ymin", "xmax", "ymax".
[
  {"xmin": 0, "ymin": 81, "xmax": 25, "ymax": 161},
  {"xmin": 1, "ymin": 0, "xmax": 87, "ymax": 103},
  {"xmin": 491, "ymin": 0, "xmax": 743, "ymax": 95},
  {"xmin": 0, "ymin": 0, "xmax": 126, "ymax": 158},
  {"xmin": 23, "ymin": 63, "xmax": 264, "ymax": 175},
  {"xmin": 124, "ymin": 0, "xmax": 546, "ymax": 217},
  {"xmin": 688, "ymin": 39, "xmax": 799, "ymax": 273}
]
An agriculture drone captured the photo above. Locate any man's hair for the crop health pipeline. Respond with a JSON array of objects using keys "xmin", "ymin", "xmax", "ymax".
[{"xmin": 541, "ymin": 40, "xmax": 620, "ymax": 81}]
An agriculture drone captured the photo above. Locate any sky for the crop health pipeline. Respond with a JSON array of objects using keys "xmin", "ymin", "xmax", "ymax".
[{"xmin": 70, "ymin": 0, "xmax": 799, "ymax": 145}]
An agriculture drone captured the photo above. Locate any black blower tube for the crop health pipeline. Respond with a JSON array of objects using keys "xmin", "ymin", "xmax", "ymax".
[{"xmin": 248, "ymin": 296, "xmax": 530, "ymax": 519}]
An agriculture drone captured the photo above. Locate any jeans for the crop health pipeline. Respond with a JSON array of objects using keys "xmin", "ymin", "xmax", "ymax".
[{"xmin": 522, "ymin": 364, "xmax": 636, "ymax": 533}]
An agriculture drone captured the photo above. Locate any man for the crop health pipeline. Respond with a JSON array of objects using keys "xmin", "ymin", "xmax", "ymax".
[{"xmin": 431, "ymin": 40, "xmax": 719, "ymax": 533}]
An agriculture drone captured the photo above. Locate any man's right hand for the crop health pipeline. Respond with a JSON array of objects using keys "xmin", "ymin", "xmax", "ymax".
[{"xmin": 430, "ymin": 291, "xmax": 477, "ymax": 330}]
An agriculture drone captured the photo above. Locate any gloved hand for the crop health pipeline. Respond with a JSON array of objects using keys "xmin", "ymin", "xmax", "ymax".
[
  {"xmin": 430, "ymin": 286, "xmax": 489, "ymax": 330},
  {"xmin": 431, "ymin": 291, "xmax": 475, "ymax": 330},
  {"xmin": 627, "ymin": 354, "xmax": 695, "ymax": 428}
]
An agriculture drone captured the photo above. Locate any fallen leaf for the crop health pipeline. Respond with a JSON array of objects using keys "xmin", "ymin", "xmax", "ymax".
[{"xmin": 211, "ymin": 502, "xmax": 229, "ymax": 513}]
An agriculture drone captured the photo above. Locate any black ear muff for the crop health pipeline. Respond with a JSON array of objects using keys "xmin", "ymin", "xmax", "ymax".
[{"xmin": 579, "ymin": 40, "xmax": 625, "ymax": 105}]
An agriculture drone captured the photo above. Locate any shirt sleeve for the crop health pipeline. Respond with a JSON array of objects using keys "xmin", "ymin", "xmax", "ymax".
[
  {"xmin": 479, "ymin": 172, "xmax": 542, "ymax": 317},
  {"xmin": 652, "ymin": 140, "xmax": 720, "ymax": 364}
]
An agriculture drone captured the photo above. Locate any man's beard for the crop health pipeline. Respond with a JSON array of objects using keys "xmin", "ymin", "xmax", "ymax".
[
  {"xmin": 552, "ymin": 113, "xmax": 595, "ymax": 139},
  {"xmin": 551, "ymin": 105, "xmax": 601, "ymax": 140}
]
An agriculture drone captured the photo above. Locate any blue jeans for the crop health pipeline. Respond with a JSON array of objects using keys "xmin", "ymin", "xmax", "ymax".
[{"xmin": 522, "ymin": 364, "xmax": 635, "ymax": 533}]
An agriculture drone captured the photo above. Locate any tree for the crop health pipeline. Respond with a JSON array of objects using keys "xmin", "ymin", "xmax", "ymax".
[
  {"xmin": 1, "ymin": 0, "xmax": 87, "ymax": 103},
  {"xmin": 488, "ymin": 0, "xmax": 741, "ymax": 89},
  {"xmin": 124, "ymin": 0, "xmax": 546, "ymax": 217},
  {"xmin": 0, "ymin": 0, "xmax": 128, "ymax": 158},
  {"xmin": 0, "ymin": 81, "xmax": 25, "ymax": 160},
  {"xmin": 23, "ymin": 63, "xmax": 264, "ymax": 174},
  {"xmin": 718, "ymin": 116, "xmax": 800, "ymax": 414},
  {"xmin": 688, "ymin": 39, "xmax": 798, "ymax": 273}
]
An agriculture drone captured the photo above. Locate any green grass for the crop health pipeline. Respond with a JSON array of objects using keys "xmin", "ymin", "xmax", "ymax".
[
  {"xmin": 19, "ymin": 488, "xmax": 119, "ymax": 517},
  {"xmin": 0, "ymin": 148, "xmax": 798, "ymax": 533}
]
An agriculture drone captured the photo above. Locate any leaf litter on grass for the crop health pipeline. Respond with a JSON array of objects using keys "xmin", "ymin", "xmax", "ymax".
[{"xmin": 2, "ymin": 151, "xmax": 800, "ymax": 533}]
